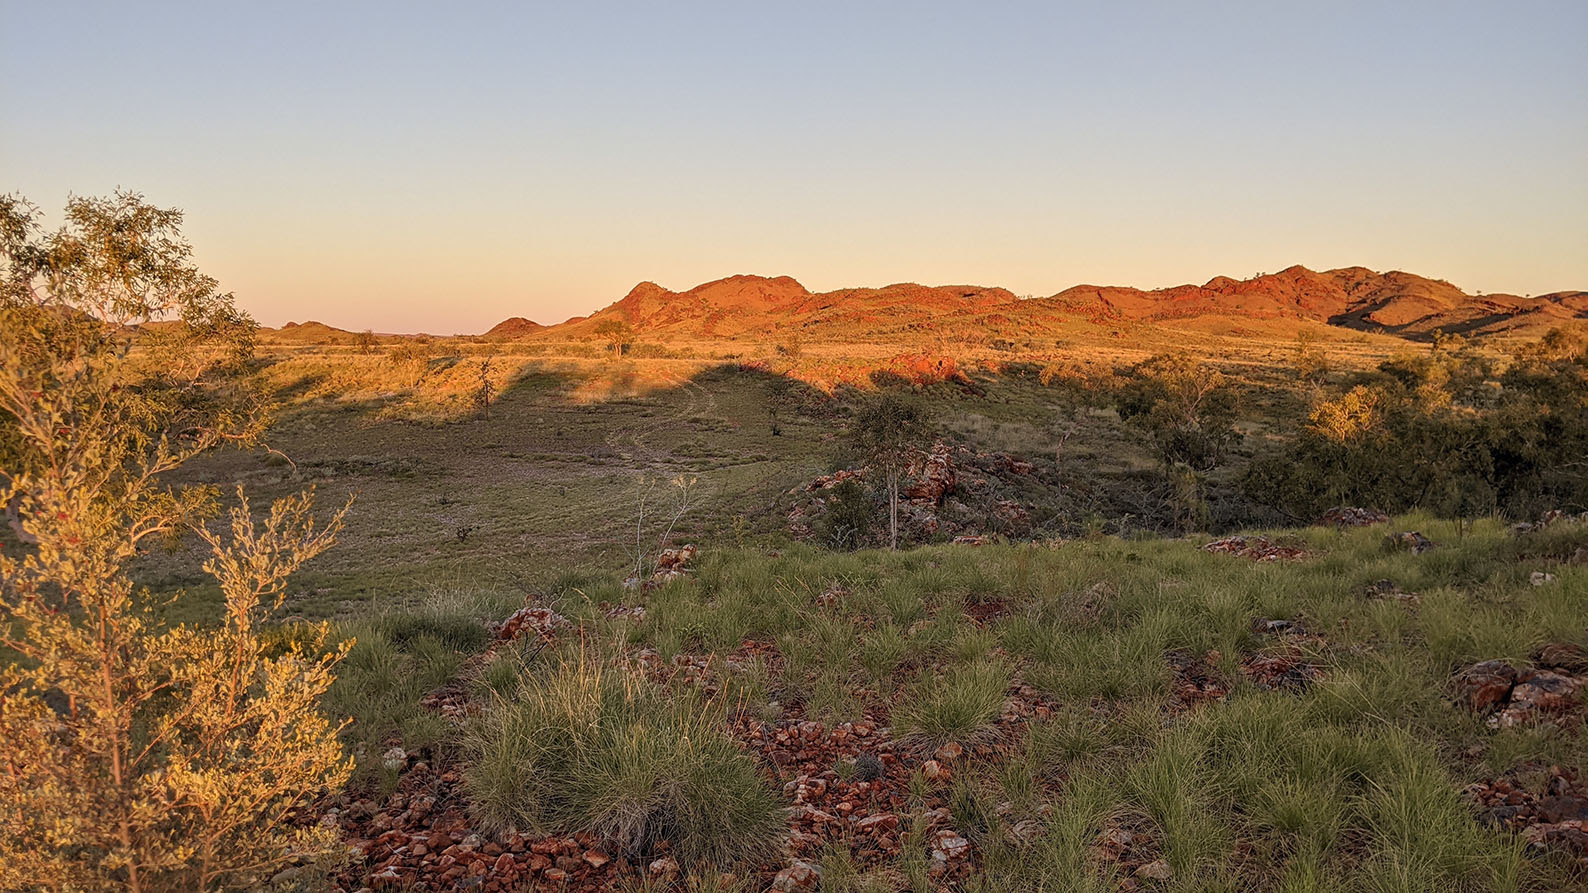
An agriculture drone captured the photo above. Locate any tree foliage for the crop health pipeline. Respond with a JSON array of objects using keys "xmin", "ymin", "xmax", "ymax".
[
  {"xmin": 1115, "ymin": 353, "xmax": 1239, "ymax": 471},
  {"xmin": 1246, "ymin": 328, "xmax": 1588, "ymax": 520},
  {"xmin": 0, "ymin": 191, "xmax": 353, "ymax": 891},
  {"xmin": 593, "ymin": 317, "xmax": 634, "ymax": 359}
]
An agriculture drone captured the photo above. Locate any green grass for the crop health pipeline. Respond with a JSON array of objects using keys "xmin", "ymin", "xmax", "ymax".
[
  {"xmin": 460, "ymin": 648, "xmax": 782, "ymax": 867},
  {"xmin": 893, "ymin": 661, "xmax": 1010, "ymax": 747},
  {"xmin": 320, "ymin": 588, "xmax": 512, "ymax": 786},
  {"xmin": 307, "ymin": 505, "xmax": 1587, "ymax": 888}
]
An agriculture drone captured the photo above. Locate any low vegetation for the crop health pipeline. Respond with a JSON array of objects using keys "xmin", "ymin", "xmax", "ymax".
[
  {"xmin": 462, "ymin": 650, "xmax": 782, "ymax": 867},
  {"xmin": 327, "ymin": 516, "xmax": 1586, "ymax": 890}
]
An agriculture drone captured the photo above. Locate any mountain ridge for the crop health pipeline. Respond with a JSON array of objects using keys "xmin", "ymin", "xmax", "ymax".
[{"xmin": 518, "ymin": 265, "xmax": 1584, "ymax": 342}]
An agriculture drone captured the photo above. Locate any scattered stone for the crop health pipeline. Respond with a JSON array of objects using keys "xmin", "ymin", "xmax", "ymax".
[
  {"xmin": 963, "ymin": 597, "xmax": 1009, "ymax": 625},
  {"xmin": 801, "ymin": 469, "xmax": 864, "ymax": 492},
  {"xmin": 1535, "ymin": 643, "xmax": 1588, "ymax": 675},
  {"xmin": 602, "ymin": 603, "xmax": 646, "ymax": 621},
  {"xmin": 855, "ymin": 813, "xmax": 899, "ymax": 831},
  {"xmin": 1386, "ymin": 531, "xmax": 1436, "ymax": 554},
  {"xmin": 1510, "ymin": 510, "xmax": 1588, "ymax": 535},
  {"xmin": 935, "ymin": 741, "xmax": 964, "ymax": 762},
  {"xmin": 647, "ymin": 857, "xmax": 680, "ymax": 880},
  {"xmin": 495, "ymin": 605, "xmax": 568, "ymax": 643},
  {"xmin": 1454, "ymin": 660, "xmax": 1519, "ymax": 712},
  {"xmin": 1465, "ymin": 765, "xmax": 1588, "ymax": 866},
  {"xmin": 380, "ymin": 746, "xmax": 408, "ymax": 772},
  {"xmin": 1135, "ymin": 859, "xmax": 1173, "ymax": 881},
  {"xmin": 1242, "ymin": 652, "xmax": 1321, "ymax": 691},
  {"xmin": 622, "ymin": 545, "xmax": 699, "ymax": 589},
  {"xmin": 930, "ymin": 830, "xmax": 971, "ymax": 862},
  {"xmin": 1531, "ymin": 571, "xmax": 1558, "ymax": 586},
  {"xmin": 771, "ymin": 859, "xmax": 821, "ymax": 891},
  {"xmin": 1363, "ymin": 579, "xmax": 1419, "ymax": 603},
  {"xmin": 655, "ymin": 543, "xmax": 697, "ymax": 573},
  {"xmin": 1203, "ymin": 535, "xmax": 1306, "ymax": 561},
  {"xmin": 1492, "ymin": 671, "xmax": 1582, "ymax": 729},
  {"xmin": 1166, "ymin": 649, "xmax": 1229, "ymax": 708}
]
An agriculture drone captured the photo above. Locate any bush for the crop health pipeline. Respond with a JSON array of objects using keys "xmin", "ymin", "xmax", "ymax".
[
  {"xmin": 1247, "ymin": 326, "xmax": 1588, "ymax": 520},
  {"xmin": 462, "ymin": 654, "xmax": 780, "ymax": 866},
  {"xmin": 1, "ymin": 191, "xmax": 353, "ymax": 891},
  {"xmin": 820, "ymin": 477, "xmax": 879, "ymax": 550},
  {"xmin": 1115, "ymin": 353, "xmax": 1238, "ymax": 470}
]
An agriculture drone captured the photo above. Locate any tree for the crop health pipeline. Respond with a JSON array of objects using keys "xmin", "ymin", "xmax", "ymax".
[
  {"xmin": 849, "ymin": 393, "xmax": 932, "ymax": 550},
  {"xmin": 593, "ymin": 317, "xmax": 634, "ymax": 359},
  {"xmin": 0, "ymin": 191, "xmax": 354, "ymax": 891},
  {"xmin": 354, "ymin": 328, "xmax": 377, "ymax": 354},
  {"xmin": 473, "ymin": 356, "xmax": 497, "ymax": 419},
  {"xmin": 1115, "ymin": 353, "xmax": 1238, "ymax": 470}
]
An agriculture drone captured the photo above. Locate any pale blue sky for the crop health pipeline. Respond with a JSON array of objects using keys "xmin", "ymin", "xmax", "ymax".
[{"xmin": 3, "ymin": 1, "xmax": 1585, "ymax": 332}]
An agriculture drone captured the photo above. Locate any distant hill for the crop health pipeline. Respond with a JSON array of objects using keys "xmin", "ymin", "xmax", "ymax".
[
  {"xmin": 267, "ymin": 320, "xmax": 359, "ymax": 343},
  {"xmin": 563, "ymin": 274, "xmax": 1018, "ymax": 339},
  {"xmin": 482, "ymin": 317, "xmax": 545, "ymax": 339},
  {"xmin": 543, "ymin": 267, "xmax": 1584, "ymax": 342},
  {"xmin": 1056, "ymin": 265, "xmax": 1588, "ymax": 337}
]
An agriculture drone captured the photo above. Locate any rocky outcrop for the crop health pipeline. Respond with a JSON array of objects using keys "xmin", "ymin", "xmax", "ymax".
[{"xmin": 1454, "ymin": 653, "xmax": 1588, "ymax": 729}]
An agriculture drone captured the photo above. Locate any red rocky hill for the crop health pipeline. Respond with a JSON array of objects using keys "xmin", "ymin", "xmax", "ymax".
[{"xmin": 494, "ymin": 267, "xmax": 1584, "ymax": 343}]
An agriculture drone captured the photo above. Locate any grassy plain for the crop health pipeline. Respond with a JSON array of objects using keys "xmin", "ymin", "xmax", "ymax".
[
  {"xmin": 156, "ymin": 320, "xmax": 1412, "ymax": 619},
  {"xmin": 139, "ymin": 320, "xmax": 1588, "ymax": 890}
]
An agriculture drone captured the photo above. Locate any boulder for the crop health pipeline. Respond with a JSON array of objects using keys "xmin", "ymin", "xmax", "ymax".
[
  {"xmin": 1387, "ymin": 531, "xmax": 1436, "ymax": 553},
  {"xmin": 1454, "ymin": 660, "xmax": 1518, "ymax": 712},
  {"xmin": 905, "ymin": 443, "xmax": 957, "ymax": 506},
  {"xmin": 1492, "ymin": 671, "xmax": 1582, "ymax": 729}
]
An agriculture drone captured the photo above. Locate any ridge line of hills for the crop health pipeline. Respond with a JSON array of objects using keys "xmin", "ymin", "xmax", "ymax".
[{"xmin": 270, "ymin": 265, "xmax": 1587, "ymax": 343}]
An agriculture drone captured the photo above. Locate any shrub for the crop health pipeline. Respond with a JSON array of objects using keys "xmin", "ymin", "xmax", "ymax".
[
  {"xmin": 1114, "ymin": 353, "xmax": 1238, "ymax": 470},
  {"xmin": 1247, "ymin": 325, "xmax": 1588, "ymax": 520},
  {"xmin": 0, "ymin": 191, "xmax": 354, "ymax": 891},
  {"xmin": 462, "ymin": 654, "xmax": 780, "ymax": 866},
  {"xmin": 849, "ymin": 392, "xmax": 934, "ymax": 549}
]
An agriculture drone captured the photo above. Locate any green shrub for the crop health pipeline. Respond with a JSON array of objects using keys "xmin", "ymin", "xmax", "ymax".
[
  {"xmin": 819, "ymin": 477, "xmax": 880, "ymax": 550},
  {"xmin": 462, "ymin": 654, "xmax": 780, "ymax": 865}
]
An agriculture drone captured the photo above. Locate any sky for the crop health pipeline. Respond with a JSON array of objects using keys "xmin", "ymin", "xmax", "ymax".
[{"xmin": 2, "ymin": 1, "xmax": 1585, "ymax": 334}]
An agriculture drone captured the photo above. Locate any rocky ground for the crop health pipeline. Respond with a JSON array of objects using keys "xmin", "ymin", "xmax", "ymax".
[
  {"xmin": 303, "ymin": 516, "xmax": 1588, "ymax": 891},
  {"xmin": 786, "ymin": 442, "xmax": 1039, "ymax": 546},
  {"xmin": 311, "ymin": 596, "xmax": 1347, "ymax": 891}
]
